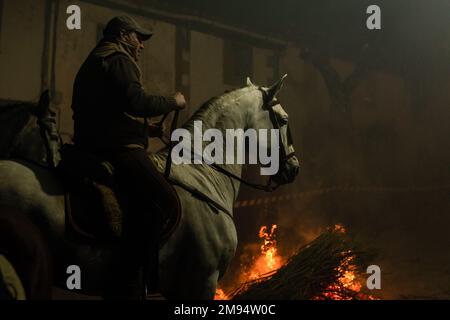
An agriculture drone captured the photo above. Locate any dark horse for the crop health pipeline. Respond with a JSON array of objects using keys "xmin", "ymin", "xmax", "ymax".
[{"xmin": 0, "ymin": 76, "xmax": 299, "ymax": 299}]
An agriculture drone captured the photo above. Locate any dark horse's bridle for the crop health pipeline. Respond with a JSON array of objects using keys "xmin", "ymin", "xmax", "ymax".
[{"xmin": 162, "ymin": 87, "xmax": 295, "ymax": 192}]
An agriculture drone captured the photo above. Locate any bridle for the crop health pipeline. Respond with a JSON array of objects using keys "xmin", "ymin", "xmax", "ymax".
[
  {"xmin": 261, "ymin": 87, "xmax": 296, "ymax": 164},
  {"xmin": 162, "ymin": 87, "xmax": 295, "ymax": 192}
]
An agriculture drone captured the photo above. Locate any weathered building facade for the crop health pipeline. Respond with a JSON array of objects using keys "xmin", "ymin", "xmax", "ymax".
[{"xmin": 0, "ymin": 0, "xmax": 290, "ymax": 144}]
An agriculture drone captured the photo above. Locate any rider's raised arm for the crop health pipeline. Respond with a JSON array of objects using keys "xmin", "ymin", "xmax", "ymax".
[{"xmin": 106, "ymin": 53, "xmax": 178, "ymax": 117}]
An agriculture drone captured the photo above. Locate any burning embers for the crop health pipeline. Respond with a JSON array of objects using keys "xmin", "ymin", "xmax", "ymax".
[
  {"xmin": 216, "ymin": 223, "xmax": 375, "ymax": 300},
  {"xmin": 313, "ymin": 225, "xmax": 375, "ymax": 300},
  {"xmin": 313, "ymin": 254, "xmax": 363, "ymax": 300}
]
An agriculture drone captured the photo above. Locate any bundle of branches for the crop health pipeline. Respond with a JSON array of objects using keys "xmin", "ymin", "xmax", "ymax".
[{"xmin": 231, "ymin": 225, "xmax": 373, "ymax": 300}]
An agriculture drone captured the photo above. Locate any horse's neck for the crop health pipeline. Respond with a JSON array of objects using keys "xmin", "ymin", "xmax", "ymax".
[{"xmin": 182, "ymin": 91, "xmax": 251, "ymax": 201}]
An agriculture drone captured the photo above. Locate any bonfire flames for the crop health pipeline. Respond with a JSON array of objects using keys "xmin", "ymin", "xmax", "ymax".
[
  {"xmin": 247, "ymin": 225, "xmax": 284, "ymax": 280},
  {"xmin": 215, "ymin": 224, "xmax": 282, "ymax": 300},
  {"xmin": 215, "ymin": 223, "xmax": 373, "ymax": 300},
  {"xmin": 214, "ymin": 288, "xmax": 229, "ymax": 300}
]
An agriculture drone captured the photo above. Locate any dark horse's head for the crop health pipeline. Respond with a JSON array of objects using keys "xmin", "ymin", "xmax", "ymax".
[{"xmin": 0, "ymin": 91, "xmax": 60, "ymax": 167}]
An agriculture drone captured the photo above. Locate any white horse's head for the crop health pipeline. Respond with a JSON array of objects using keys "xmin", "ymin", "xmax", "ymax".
[{"xmin": 245, "ymin": 75, "xmax": 300, "ymax": 187}]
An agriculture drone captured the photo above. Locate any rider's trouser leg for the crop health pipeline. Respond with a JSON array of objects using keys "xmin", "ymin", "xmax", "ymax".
[{"xmin": 109, "ymin": 148, "xmax": 179, "ymax": 294}]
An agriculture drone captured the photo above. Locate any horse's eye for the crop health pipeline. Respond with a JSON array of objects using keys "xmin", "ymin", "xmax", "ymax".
[{"xmin": 281, "ymin": 117, "xmax": 288, "ymax": 125}]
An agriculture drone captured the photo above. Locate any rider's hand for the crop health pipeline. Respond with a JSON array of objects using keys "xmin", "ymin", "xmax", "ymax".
[{"xmin": 174, "ymin": 92, "xmax": 186, "ymax": 110}]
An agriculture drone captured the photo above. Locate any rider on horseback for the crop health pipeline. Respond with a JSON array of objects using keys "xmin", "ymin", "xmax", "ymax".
[{"xmin": 71, "ymin": 15, "xmax": 186, "ymax": 296}]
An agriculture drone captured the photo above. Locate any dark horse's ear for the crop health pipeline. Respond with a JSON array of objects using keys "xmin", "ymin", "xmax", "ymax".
[
  {"xmin": 266, "ymin": 74, "xmax": 287, "ymax": 101},
  {"xmin": 36, "ymin": 90, "xmax": 51, "ymax": 117}
]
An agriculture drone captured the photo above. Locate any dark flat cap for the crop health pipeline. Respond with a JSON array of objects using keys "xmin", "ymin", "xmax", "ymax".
[{"xmin": 104, "ymin": 16, "xmax": 153, "ymax": 40}]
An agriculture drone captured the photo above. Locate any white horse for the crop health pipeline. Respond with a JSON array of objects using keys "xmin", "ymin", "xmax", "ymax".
[{"xmin": 0, "ymin": 76, "xmax": 299, "ymax": 299}]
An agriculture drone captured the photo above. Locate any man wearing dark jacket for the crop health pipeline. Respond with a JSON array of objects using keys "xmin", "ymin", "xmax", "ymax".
[{"xmin": 71, "ymin": 15, "xmax": 185, "ymax": 297}]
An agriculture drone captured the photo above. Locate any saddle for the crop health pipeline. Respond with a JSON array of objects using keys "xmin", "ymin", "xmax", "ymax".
[{"xmin": 57, "ymin": 144, "xmax": 181, "ymax": 244}]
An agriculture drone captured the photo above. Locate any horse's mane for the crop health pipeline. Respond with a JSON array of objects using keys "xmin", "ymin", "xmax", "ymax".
[
  {"xmin": 182, "ymin": 87, "xmax": 248, "ymax": 130},
  {"xmin": 0, "ymin": 103, "xmax": 37, "ymax": 157}
]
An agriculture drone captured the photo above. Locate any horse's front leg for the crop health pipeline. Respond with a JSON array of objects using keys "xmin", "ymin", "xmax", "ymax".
[
  {"xmin": 159, "ymin": 251, "xmax": 221, "ymax": 299},
  {"xmin": 158, "ymin": 188, "xmax": 237, "ymax": 300}
]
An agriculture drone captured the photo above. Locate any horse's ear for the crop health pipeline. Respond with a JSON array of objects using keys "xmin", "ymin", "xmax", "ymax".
[
  {"xmin": 266, "ymin": 74, "xmax": 287, "ymax": 100},
  {"xmin": 246, "ymin": 77, "xmax": 254, "ymax": 87},
  {"xmin": 36, "ymin": 90, "xmax": 51, "ymax": 117}
]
